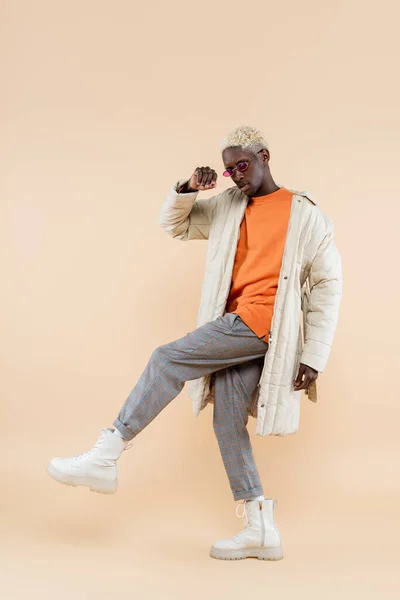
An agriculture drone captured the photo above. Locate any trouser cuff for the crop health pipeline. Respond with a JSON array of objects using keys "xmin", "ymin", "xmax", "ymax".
[
  {"xmin": 113, "ymin": 419, "xmax": 135, "ymax": 442},
  {"xmin": 233, "ymin": 486, "xmax": 264, "ymax": 501}
]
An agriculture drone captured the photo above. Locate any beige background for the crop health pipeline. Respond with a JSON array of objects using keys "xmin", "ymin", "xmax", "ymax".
[{"xmin": 1, "ymin": 0, "xmax": 399, "ymax": 598}]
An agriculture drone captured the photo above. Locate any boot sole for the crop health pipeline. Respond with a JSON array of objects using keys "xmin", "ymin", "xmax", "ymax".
[
  {"xmin": 210, "ymin": 545, "xmax": 283, "ymax": 561},
  {"xmin": 46, "ymin": 463, "xmax": 117, "ymax": 494}
]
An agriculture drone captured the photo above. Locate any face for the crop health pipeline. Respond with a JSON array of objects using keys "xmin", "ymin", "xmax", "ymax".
[{"xmin": 222, "ymin": 147, "xmax": 268, "ymax": 196}]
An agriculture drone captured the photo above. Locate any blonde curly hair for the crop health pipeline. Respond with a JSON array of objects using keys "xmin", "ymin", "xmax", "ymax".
[{"xmin": 220, "ymin": 125, "xmax": 268, "ymax": 155}]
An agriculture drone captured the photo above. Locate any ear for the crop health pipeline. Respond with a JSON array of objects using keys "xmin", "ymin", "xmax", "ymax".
[{"xmin": 261, "ymin": 149, "xmax": 270, "ymax": 164}]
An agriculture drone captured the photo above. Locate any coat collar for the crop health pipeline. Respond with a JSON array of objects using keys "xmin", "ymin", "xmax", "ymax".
[
  {"xmin": 288, "ymin": 189, "xmax": 318, "ymax": 206},
  {"xmin": 227, "ymin": 184, "xmax": 318, "ymax": 206}
]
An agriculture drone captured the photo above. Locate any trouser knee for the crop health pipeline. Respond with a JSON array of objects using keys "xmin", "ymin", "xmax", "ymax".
[{"xmin": 150, "ymin": 344, "xmax": 171, "ymax": 361}]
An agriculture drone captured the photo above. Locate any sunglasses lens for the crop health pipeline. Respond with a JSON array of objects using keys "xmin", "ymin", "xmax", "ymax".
[
  {"xmin": 237, "ymin": 162, "xmax": 248, "ymax": 172},
  {"xmin": 223, "ymin": 170, "xmax": 232, "ymax": 177}
]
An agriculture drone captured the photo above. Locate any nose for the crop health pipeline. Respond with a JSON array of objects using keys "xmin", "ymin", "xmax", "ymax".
[{"xmin": 233, "ymin": 171, "xmax": 244, "ymax": 184}]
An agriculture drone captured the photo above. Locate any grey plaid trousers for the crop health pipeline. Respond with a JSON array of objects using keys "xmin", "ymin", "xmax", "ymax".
[{"xmin": 113, "ymin": 312, "xmax": 270, "ymax": 501}]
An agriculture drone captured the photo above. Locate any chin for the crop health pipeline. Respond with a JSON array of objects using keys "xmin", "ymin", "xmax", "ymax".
[{"xmin": 238, "ymin": 184, "xmax": 252, "ymax": 195}]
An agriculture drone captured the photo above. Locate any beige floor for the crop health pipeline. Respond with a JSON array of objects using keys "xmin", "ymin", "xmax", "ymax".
[{"xmin": 1, "ymin": 460, "xmax": 398, "ymax": 600}]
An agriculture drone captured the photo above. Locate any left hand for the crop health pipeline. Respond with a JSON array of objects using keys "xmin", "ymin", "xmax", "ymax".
[{"xmin": 293, "ymin": 363, "xmax": 318, "ymax": 391}]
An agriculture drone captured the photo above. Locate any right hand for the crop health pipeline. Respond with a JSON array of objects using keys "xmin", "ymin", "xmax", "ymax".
[{"xmin": 186, "ymin": 166, "xmax": 218, "ymax": 191}]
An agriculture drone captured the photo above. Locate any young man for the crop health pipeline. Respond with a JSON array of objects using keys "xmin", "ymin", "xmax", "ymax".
[{"xmin": 46, "ymin": 125, "xmax": 342, "ymax": 561}]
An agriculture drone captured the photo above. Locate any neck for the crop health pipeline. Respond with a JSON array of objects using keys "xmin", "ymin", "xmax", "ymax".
[{"xmin": 252, "ymin": 178, "xmax": 280, "ymax": 197}]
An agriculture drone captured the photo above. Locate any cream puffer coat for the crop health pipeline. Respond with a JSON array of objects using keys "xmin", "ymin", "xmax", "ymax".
[{"xmin": 159, "ymin": 180, "xmax": 342, "ymax": 436}]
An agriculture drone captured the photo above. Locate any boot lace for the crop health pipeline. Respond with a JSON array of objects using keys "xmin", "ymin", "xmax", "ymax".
[
  {"xmin": 235, "ymin": 500, "xmax": 249, "ymax": 525},
  {"xmin": 233, "ymin": 500, "xmax": 251, "ymax": 541},
  {"xmin": 233, "ymin": 498, "xmax": 278, "ymax": 541},
  {"xmin": 72, "ymin": 428, "xmax": 133, "ymax": 460}
]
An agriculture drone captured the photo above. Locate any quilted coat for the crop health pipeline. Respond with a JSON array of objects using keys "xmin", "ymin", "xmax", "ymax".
[{"xmin": 159, "ymin": 179, "xmax": 342, "ymax": 436}]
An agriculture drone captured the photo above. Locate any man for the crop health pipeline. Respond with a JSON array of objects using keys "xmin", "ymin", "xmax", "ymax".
[{"xmin": 46, "ymin": 125, "xmax": 342, "ymax": 561}]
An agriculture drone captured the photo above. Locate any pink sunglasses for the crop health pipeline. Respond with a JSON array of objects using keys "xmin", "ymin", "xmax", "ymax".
[{"xmin": 222, "ymin": 150, "xmax": 263, "ymax": 177}]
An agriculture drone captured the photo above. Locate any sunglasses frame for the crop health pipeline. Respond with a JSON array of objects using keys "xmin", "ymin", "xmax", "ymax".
[{"xmin": 222, "ymin": 149, "xmax": 263, "ymax": 177}]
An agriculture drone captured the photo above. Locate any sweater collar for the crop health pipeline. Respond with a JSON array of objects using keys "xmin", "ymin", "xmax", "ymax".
[{"xmin": 231, "ymin": 184, "xmax": 318, "ymax": 206}]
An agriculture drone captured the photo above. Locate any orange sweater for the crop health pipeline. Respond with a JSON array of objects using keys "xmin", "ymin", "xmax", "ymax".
[{"xmin": 225, "ymin": 186, "xmax": 293, "ymax": 343}]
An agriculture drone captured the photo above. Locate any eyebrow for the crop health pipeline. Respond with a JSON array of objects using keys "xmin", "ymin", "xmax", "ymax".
[{"xmin": 224, "ymin": 157, "xmax": 249, "ymax": 168}]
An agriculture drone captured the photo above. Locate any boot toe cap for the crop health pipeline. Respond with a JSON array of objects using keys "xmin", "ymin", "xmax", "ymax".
[
  {"xmin": 48, "ymin": 457, "xmax": 70, "ymax": 471},
  {"xmin": 211, "ymin": 537, "xmax": 243, "ymax": 551}
]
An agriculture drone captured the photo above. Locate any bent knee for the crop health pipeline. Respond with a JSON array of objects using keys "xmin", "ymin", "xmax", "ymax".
[{"xmin": 151, "ymin": 344, "xmax": 171, "ymax": 359}]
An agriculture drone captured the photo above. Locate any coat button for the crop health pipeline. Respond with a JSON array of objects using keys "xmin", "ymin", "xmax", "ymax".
[
  {"xmin": 284, "ymin": 276, "xmax": 288, "ymax": 279},
  {"xmin": 261, "ymin": 404, "xmax": 265, "ymax": 408},
  {"xmin": 298, "ymin": 199, "xmax": 301, "ymax": 202}
]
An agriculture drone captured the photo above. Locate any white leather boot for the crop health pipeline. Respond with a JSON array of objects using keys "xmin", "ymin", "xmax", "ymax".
[
  {"xmin": 46, "ymin": 428, "xmax": 133, "ymax": 494},
  {"xmin": 210, "ymin": 498, "xmax": 283, "ymax": 560}
]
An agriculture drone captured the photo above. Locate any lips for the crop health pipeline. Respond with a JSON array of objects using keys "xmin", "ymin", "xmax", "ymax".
[{"xmin": 239, "ymin": 183, "xmax": 249, "ymax": 191}]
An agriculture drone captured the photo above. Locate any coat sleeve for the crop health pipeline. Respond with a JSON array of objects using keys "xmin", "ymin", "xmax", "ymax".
[
  {"xmin": 300, "ymin": 216, "xmax": 342, "ymax": 372},
  {"xmin": 159, "ymin": 179, "xmax": 219, "ymax": 241}
]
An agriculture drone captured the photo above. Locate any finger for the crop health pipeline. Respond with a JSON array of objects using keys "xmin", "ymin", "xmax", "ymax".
[
  {"xmin": 198, "ymin": 167, "xmax": 204, "ymax": 188},
  {"xmin": 204, "ymin": 172, "xmax": 217, "ymax": 188},
  {"xmin": 199, "ymin": 168, "xmax": 209, "ymax": 188},
  {"xmin": 205, "ymin": 168, "xmax": 216, "ymax": 188},
  {"xmin": 294, "ymin": 381, "xmax": 307, "ymax": 391},
  {"xmin": 200, "ymin": 167, "xmax": 209, "ymax": 189},
  {"xmin": 293, "ymin": 375, "xmax": 307, "ymax": 390},
  {"xmin": 197, "ymin": 167, "xmax": 217, "ymax": 189},
  {"xmin": 204, "ymin": 168, "xmax": 213, "ymax": 187},
  {"xmin": 210, "ymin": 169, "xmax": 217, "ymax": 187},
  {"xmin": 204, "ymin": 167, "xmax": 213, "ymax": 188},
  {"xmin": 293, "ymin": 365, "xmax": 305, "ymax": 387},
  {"xmin": 294, "ymin": 375, "xmax": 308, "ymax": 390},
  {"xmin": 298, "ymin": 374, "xmax": 314, "ymax": 391}
]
